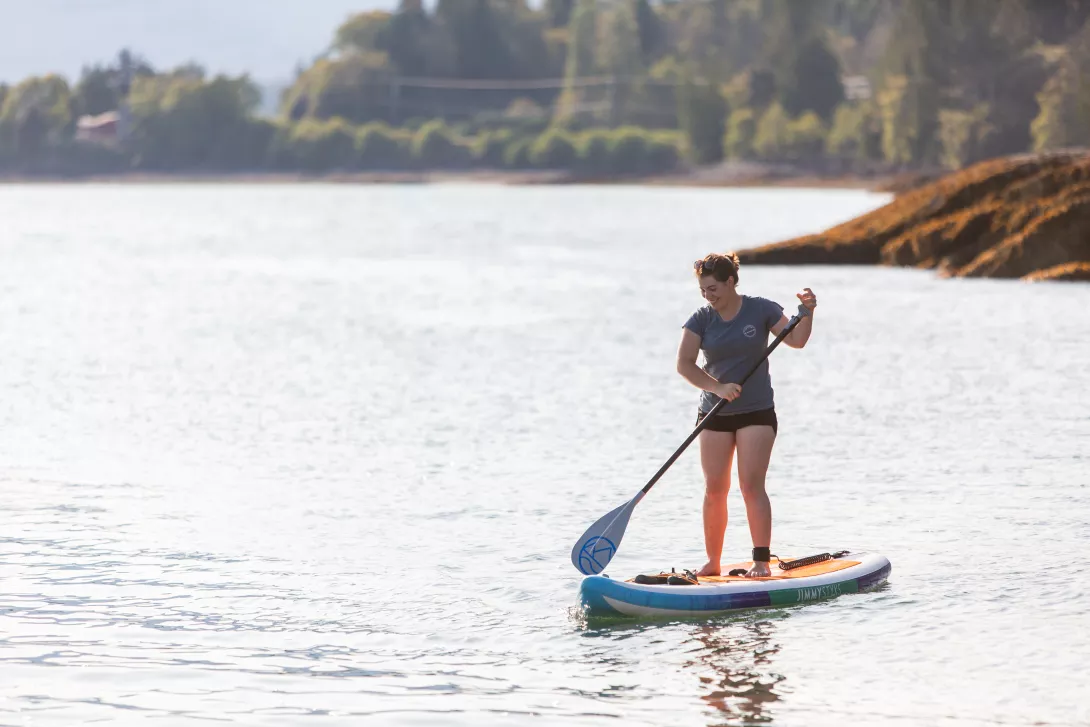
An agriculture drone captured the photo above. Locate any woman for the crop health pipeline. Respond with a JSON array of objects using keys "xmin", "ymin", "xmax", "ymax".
[{"xmin": 677, "ymin": 253, "xmax": 816, "ymax": 578}]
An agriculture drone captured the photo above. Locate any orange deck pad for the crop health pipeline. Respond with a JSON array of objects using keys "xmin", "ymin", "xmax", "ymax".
[{"xmin": 630, "ymin": 557, "xmax": 862, "ymax": 584}]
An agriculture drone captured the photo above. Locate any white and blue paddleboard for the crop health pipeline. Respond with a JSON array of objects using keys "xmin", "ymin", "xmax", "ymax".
[{"xmin": 580, "ymin": 552, "xmax": 891, "ymax": 618}]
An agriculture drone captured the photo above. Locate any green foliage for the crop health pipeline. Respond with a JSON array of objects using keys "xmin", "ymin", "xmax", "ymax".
[
  {"xmin": 281, "ymin": 55, "xmax": 392, "ymax": 124},
  {"xmin": 877, "ymin": 74, "xmax": 927, "ymax": 166},
  {"xmin": 472, "ymin": 129, "xmax": 514, "ymax": 166},
  {"xmin": 74, "ymin": 70, "xmax": 119, "ymax": 118},
  {"xmin": 596, "ymin": 0, "xmax": 642, "ymax": 78},
  {"xmin": 411, "ymin": 119, "xmax": 471, "ymax": 168},
  {"xmin": 752, "ymin": 102, "xmax": 791, "ymax": 160},
  {"xmin": 2, "ymin": 138, "xmax": 130, "ymax": 176},
  {"xmin": 386, "ymin": 0, "xmax": 433, "ymax": 76},
  {"xmin": 214, "ymin": 117, "xmax": 278, "ymax": 169},
  {"xmin": 437, "ymin": 0, "xmax": 506, "ymax": 78},
  {"xmin": 1029, "ymin": 68, "xmax": 1090, "ymax": 151},
  {"xmin": 607, "ymin": 126, "xmax": 651, "ymax": 174},
  {"xmin": 546, "ymin": 0, "xmax": 574, "ymax": 29},
  {"xmin": 720, "ymin": 73, "xmax": 751, "ymax": 112},
  {"xmin": 634, "ymin": 0, "xmax": 665, "ymax": 60},
  {"xmin": 745, "ymin": 68, "xmax": 778, "ymax": 110},
  {"xmin": 555, "ymin": 0, "xmax": 598, "ymax": 124},
  {"xmin": 50, "ymin": 139, "xmax": 130, "ymax": 174},
  {"xmin": 356, "ymin": 122, "xmax": 412, "ymax": 168},
  {"xmin": 73, "ymin": 51, "xmax": 155, "ymax": 118},
  {"xmin": 877, "ymin": 3, "xmax": 942, "ymax": 163},
  {"xmin": 503, "ymin": 137, "xmax": 533, "ymax": 169},
  {"xmin": 938, "ymin": 105, "xmax": 995, "ymax": 170},
  {"xmin": 645, "ymin": 133, "xmax": 681, "ymax": 172},
  {"xmin": 781, "ymin": 35, "xmax": 844, "ymax": 121},
  {"xmin": 283, "ymin": 117, "xmax": 358, "ymax": 171},
  {"xmin": 529, "ymin": 127, "xmax": 578, "ymax": 168},
  {"xmin": 128, "ymin": 72, "xmax": 261, "ymax": 169},
  {"xmin": 334, "ymin": 11, "xmax": 393, "ymax": 54},
  {"xmin": 825, "ymin": 102, "xmax": 881, "ymax": 160},
  {"xmin": 678, "ymin": 75, "xmax": 727, "ymax": 164},
  {"xmin": 0, "ymin": 75, "xmax": 74, "ymax": 158},
  {"xmin": 575, "ymin": 130, "xmax": 611, "ymax": 173},
  {"xmin": 430, "ymin": 0, "xmax": 552, "ymax": 87},
  {"xmin": 673, "ymin": 0, "xmax": 734, "ymax": 73},
  {"xmin": 596, "ymin": 0, "xmax": 645, "ymax": 125},
  {"xmin": 1030, "ymin": 27, "xmax": 1090, "ymax": 151},
  {"xmin": 495, "ymin": 98, "xmax": 551, "ymax": 137},
  {"xmin": 724, "ymin": 108, "xmax": 757, "ymax": 159},
  {"xmin": 785, "ymin": 111, "xmax": 826, "ymax": 161},
  {"xmin": 6, "ymin": 0, "xmax": 1090, "ymax": 176}
]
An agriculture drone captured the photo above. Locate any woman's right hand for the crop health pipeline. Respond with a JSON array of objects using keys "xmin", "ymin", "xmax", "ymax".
[{"xmin": 713, "ymin": 383, "xmax": 742, "ymax": 402}]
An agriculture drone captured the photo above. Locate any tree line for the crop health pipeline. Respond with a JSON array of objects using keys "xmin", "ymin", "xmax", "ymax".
[{"xmin": 2, "ymin": 0, "xmax": 1090, "ymax": 177}]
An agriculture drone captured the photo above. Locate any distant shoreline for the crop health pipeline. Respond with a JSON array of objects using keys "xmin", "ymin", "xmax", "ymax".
[{"xmin": 0, "ymin": 163, "xmax": 903, "ymax": 192}]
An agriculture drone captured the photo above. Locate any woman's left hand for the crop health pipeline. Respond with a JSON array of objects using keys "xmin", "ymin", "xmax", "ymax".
[{"xmin": 797, "ymin": 287, "xmax": 817, "ymax": 312}]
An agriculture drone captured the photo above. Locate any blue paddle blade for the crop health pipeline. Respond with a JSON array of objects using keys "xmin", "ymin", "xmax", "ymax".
[{"xmin": 571, "ymin": 493, "xmax": 644, "ymax": 575}]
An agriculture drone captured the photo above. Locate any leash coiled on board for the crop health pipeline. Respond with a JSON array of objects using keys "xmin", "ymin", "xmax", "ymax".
[{"xmin": 777, "ymin": 550, "xmax": 850, "ymax": 571}]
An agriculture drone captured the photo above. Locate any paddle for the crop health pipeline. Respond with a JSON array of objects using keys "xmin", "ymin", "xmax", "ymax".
[{"xmin": 570, "ymin": 304, "xmax": 812, "ymax": 575}]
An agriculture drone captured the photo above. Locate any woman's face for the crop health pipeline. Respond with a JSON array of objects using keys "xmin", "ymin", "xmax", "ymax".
[{"xmin": 699, "ymin": 274, "xmax": 733, "ymax": 306}]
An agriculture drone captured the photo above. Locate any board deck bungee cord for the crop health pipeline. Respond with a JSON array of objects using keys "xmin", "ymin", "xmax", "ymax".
[{"xmin": 580, "ymin": 552, "xmax": 891, "ymax": 618}]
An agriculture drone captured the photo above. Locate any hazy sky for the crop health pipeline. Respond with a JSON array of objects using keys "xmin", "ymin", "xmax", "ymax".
[{"xmin": 1, "ymin": 0, "xmax": 396, "ymax": 84}]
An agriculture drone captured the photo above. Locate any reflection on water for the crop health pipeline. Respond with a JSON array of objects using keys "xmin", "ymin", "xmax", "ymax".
[
  {"xmin": 577, "ymin": 612, "xmax": 786, "ymax": 726},
  {"xmin": 584, "ymin": 610, "xmax": 789, "ymax": 723},
  {"xmin": 688, "ymin": 618, "xmax": 784, "ymax": 726}
]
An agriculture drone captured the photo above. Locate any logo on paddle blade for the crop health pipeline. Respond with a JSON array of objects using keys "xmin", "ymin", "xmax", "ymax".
[{"xmin": 578, "ymin": 536, "xmax": 616, "ymax": 575}]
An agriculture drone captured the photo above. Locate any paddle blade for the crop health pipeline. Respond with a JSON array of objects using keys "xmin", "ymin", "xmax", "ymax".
[{"xmin": 570, "ymin": 493, "xmax": 642, "ymax": 575}]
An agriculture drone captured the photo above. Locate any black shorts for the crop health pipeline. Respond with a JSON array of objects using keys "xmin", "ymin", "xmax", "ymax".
[{"xmin": 696, "ymin": 407, "xmax": 778, "ymax": 434}]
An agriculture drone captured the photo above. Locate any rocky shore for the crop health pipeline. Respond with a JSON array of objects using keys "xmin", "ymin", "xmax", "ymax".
[{"xmin": 739, "ymin": 152, "xmax": 1090, "ymax": 281}]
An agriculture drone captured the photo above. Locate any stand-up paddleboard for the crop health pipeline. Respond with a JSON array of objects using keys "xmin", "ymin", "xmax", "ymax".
[{"xmin": 580, "ymin": 552, "xmax": 891, "ymax": 618}]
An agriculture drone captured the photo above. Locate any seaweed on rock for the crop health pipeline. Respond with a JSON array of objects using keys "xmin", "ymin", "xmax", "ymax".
[{"xmin": 740, "ymin": 152, "xmax": 1090, "ymax": 281}]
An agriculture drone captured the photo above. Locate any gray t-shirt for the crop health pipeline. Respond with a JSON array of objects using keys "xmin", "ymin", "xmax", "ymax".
[{"xmin": 683, "ymin": 296, "xmax": 785, "ymax": 415}]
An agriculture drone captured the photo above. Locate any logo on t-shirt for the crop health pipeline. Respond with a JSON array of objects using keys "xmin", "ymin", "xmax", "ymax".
[{"xmin": 743, "ymin": 324, "xmax": 757, "ymax": 338}]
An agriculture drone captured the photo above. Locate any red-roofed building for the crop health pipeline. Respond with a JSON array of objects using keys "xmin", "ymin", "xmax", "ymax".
[{"xmin": 75, "ymin": 111, "xmax": 121, "ymax": 145}]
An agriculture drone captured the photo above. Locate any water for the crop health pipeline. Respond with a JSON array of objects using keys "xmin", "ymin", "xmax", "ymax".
[{"xmin": 1, "ymin": 183, "xmax": 1087, "ymax": 726}]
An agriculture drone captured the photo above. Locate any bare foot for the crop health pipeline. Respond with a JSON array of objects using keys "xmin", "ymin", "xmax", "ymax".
[
  {"xmin": 695, "ymin": 561, "xmax": 721, "ymax": 577},
  {"xmin": 745, "ymin": 562, "xmax": 771, "ymax": 578}
]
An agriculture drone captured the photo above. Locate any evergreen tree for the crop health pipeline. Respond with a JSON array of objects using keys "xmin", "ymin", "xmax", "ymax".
[
  {"xmin": 1031, "ymin": 20, "xmax": 1090, "ymax": 150},
  {"xmin": 876, "ymin": 2, "xmax": 945, "ymax": 164},
  {"xmin": 387, "ymin": 0, "xmax": 431, "ymax": 76},
  {"xmin": 546, "ymin": 0, "xmax": 574, "ymax": 28},
  {"xmin": 436, "ymin": 0, "xmax": 513, "ymax": 79},
  {"xmin": 679, "ymin": 72, "xmax": 727, "ymax": 163},
  {"xmin": 634, "ymin": 0, "xmax": 664, "ymax": 61},
  {"xmin": 782, "ymin": 35, "xmax": 844, "ymax": 121},
  {"xmin": 597, "ymin": 0, "xmax": 645, "ymax": 125}
]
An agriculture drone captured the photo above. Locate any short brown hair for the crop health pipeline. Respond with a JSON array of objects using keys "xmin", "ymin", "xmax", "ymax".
[{"xmin": 693, "ymin": 252, "xmax": 741, "ymax": 283}]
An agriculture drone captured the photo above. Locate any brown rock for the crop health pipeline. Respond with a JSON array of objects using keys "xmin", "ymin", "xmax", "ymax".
[
  {"xmin": 739, "ymin": 152, "xmax": 1090, "ymax": 280},
  {"xmin": 1023, "ymin": 262, "xmax": 1090, "ymax": 282}
]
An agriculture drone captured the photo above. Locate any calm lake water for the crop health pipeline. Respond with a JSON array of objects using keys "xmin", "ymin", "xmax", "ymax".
[{"xmin": 1, "ymin": 183, "xmax": 1087, "ymax": 726}]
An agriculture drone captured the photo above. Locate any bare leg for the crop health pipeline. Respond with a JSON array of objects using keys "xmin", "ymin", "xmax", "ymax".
[
  {"xmin": 735, "ymin": 424, "xmax": 776, "ymax": 578},
  {"xmin": 696, "ymin": 429, "xmax": 735, "ymax": 577}
]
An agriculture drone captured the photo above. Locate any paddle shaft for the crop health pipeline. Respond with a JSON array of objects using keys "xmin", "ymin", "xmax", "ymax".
[{"xmin": 639, "ymin": 306, "xmax": 810, "ymax": 496}]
